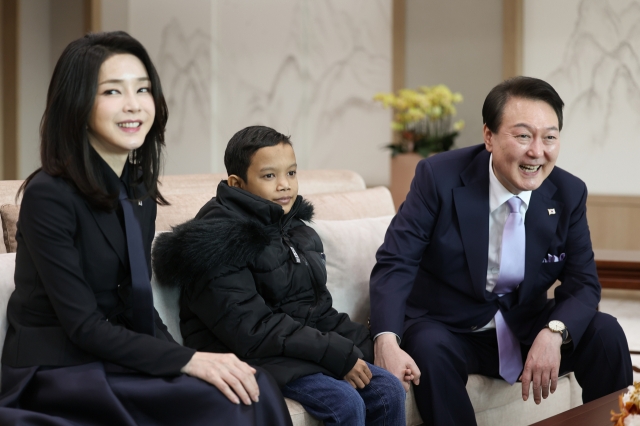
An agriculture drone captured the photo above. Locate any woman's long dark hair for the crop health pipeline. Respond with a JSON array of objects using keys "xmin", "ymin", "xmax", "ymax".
[{"xmin": 18, "ymin": 31, "xmax": 169, "ymax": 210}]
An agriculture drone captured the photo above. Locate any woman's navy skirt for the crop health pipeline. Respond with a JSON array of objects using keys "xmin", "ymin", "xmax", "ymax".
[{"xmin": 0, "ymin": 362, "xmax": 292, "ymax": 425}]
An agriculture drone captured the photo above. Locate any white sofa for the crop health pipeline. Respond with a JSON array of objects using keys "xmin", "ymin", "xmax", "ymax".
[{"xmin": 0, "ymin": 170, "xmax": 582, "ymax": 425}]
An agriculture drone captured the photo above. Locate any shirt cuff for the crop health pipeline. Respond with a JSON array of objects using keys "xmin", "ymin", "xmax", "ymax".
[{"xmin": 373, "ymin": 331, "xmax": 401, "ymax": 345}]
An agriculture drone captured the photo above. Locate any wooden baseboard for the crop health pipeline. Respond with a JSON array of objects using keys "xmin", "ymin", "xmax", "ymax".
[
  {"xmin": 596, "ymin": 262, "xmax": 640, "ymax": 289},
  {"xmin": 587, "ymin": 195, "xmax": 640, "ymax": 251}
]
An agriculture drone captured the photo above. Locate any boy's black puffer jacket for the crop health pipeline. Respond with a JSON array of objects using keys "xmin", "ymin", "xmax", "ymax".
[{"xmin": 152, "ymin": 181, "xmax": 373, "ymax": 386}]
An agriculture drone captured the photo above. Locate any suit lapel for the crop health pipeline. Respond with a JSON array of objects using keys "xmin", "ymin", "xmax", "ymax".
[
  {"xmin": 518, "ymin": 180, "xmax": 562, "ymax": 303},
  {"xmin": 87, "ymin": 203, "xmax": 127, "ymax": 266},
  {"xmin": 453, "ymin": 150, "xmax": 491, "ymax": 300}
]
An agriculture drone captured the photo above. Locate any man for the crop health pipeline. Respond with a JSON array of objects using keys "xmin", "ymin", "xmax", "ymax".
[{"xmin": 370, "ymin": 77, "xmax": 633, "ymax": 425}]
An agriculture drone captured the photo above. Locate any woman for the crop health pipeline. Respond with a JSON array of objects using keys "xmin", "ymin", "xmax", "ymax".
[{"xmin": 0, "ymin": 31, "xmax": 292, "ymax": 426}]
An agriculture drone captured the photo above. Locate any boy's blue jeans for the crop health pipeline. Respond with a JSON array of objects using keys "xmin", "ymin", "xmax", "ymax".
[{"xmin": 281, "ymin": 362, "xmax": 406, "ymax": 426}]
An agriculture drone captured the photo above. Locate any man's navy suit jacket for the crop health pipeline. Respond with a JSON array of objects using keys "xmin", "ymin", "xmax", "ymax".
[{"xmin": 370, "ymin": 144, "xmax": 600, "ymax": 351}]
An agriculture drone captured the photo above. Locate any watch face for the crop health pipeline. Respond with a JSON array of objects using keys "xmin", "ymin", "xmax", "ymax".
[{"xmin": 548, "ymin": 320, "xmax": 565, "ymax": 332}]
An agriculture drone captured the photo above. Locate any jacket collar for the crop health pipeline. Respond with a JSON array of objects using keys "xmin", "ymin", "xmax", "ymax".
[{"xmin": 215, "ymin": 181, "xmax": 314, "ymax": 227}]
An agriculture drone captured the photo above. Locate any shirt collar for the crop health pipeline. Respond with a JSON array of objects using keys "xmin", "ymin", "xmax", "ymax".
[
  {"xmin": 489, "ymin": 153, "xmax": 532, "ymax": 213},
  {"xmin": 92, "ymin": 146, "xmax": 131, "ymax": 196}
]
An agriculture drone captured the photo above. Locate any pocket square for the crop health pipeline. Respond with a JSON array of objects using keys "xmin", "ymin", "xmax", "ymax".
[{"xmin": 542, "ymin": 253, "xmax": 565, "ymax": 263}]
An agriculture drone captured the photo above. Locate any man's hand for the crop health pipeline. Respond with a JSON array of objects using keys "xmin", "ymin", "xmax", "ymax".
[
  {"xmin": 181, "ymin": 352, "xmax": 260, "ymax": 405},
  {"xmin": 374, "ymin": 333, "xmax": 421, "ymax": 392},
  {"xmin": 344, "ymin": 358, "xmax": 373, "ymax": 389},
  {"xmin": 520, "ymin": 328, "xmax": 562, "ymax": 404}
]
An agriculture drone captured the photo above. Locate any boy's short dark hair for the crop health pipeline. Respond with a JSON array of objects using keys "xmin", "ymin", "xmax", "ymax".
[
  {"xmin": 224, "ymin": 126, "xmax": 292, "ymax": 181},
  {"xmin": 482, "ymin": 76, "xmax": 564, "ymax": 133}
]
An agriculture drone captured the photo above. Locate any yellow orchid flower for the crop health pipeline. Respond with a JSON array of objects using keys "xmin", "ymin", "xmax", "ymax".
[
  {"xmin": 391, "ymin": 121, "xmax": 405, "ymax": 131},
  {"xmin": 374, "ymin": 83, "xmax": 464, "ymax": 155}
]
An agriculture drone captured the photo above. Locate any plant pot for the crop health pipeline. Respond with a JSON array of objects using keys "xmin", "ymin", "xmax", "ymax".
[{"xmin": 390, "ymin": 152, "xmax": 423, "ymax": 210}]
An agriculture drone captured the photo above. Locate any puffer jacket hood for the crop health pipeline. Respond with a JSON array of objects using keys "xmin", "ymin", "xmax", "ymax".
[{"xmin": 152, "ymin": 181, "xmax": 372, "ymax": 386}]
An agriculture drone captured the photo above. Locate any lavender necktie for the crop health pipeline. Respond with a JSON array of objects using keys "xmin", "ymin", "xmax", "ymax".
[{"xmin": 493, "ymin": 196, "xmax": 525, "ymax": 384}]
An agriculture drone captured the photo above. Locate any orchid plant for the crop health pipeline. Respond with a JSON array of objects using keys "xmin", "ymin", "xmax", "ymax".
[{"xmin": 374, "ymin": 84, "xmax": 464, "ymax": 157}]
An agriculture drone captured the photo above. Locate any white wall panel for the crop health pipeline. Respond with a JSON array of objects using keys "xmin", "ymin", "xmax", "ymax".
[
  {"xmin": 128, "ymin": 0, "xmax": 213, "ymax": 176},
  {"xmin": 524, "ymin": 0, "xmax": 640, "ymax": 195},
  {"xmin": 211, "ymin": 1, "xmax": 392, "ymax": 185},
  {"xmin": 124, "ymin": 0, "xmax": 392, "ymax": 185}
]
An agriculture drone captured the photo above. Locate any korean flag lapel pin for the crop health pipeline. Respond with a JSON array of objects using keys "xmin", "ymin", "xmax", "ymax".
[{"xmin": 548, "ymin": 208, "xmax": 556, "ymax": 215}]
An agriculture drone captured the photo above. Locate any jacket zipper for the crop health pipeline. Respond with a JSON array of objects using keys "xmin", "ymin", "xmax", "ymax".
[
  {"xmin": 301, "ymin": 251, "xmax": 319, "ymax": 326},
  {"xmin": 280, "ymin": 212, "xmax": 320, "ymax": 326}
]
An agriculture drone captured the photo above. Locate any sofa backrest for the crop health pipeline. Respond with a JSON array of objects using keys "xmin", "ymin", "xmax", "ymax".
[
  {"xmin": 152, "ymin": 169, "xmax": 369, "ymax": 231},
  {"xmin": 305, "ymin": 187, "xmax": 395, "ymax": 220},
  {"xmin": 0, "ymin": 169, "xmax": 371, "ymax": 248},
  {"xmin": 156, "ymin": 170, "xmax": 366, "ymax": 232},
  {"xmin": 157, "ymin": 170, "xmax": 366, "ymax": 196}
]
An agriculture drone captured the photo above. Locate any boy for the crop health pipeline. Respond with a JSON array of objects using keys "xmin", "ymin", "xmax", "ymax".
[{"xmin": 153, "ymin": 126, "xmax": 406, "ymax": 425}]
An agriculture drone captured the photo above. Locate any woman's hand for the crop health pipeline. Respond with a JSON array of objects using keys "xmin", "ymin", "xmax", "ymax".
[
  {"xmin": 344, "ymin": 358, "xmax": 373, "ymax": 389},
  {"xmin": 181, "ymin": 352, "xmax": 260, "ymax": 405}
]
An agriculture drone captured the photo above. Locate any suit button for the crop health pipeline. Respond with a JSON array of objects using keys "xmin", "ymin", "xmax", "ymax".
[{"xmin": 470, "ymin": 326, "xmax": 477, "ymax": 330}]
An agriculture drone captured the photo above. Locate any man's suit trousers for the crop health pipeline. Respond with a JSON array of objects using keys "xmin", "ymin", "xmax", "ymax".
[{"xmin": 403, "ymin": 311, "xmax": 632, "ymax": 426}]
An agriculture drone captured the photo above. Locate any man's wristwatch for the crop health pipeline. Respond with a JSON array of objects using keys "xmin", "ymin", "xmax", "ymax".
[{"xmin": 545, "ymin": 320, "xmax": 571, "ymax": 344}]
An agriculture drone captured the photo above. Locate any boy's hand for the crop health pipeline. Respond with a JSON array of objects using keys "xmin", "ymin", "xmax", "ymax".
[
  {"xmin": 181, "ymin": 352, "xmax": 260, "ymax": 405},
  {"xmin": 344, "ymin": 358, "xmax": 373, "ymax": 389}
]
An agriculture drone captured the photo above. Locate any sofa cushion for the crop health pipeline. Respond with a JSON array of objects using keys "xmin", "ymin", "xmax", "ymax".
[
  {"xmin": 151, "ymin": 232, "xmax": 183, "ymax": 345},
  {"xmin": 468, "ymin": 373, "xmax": 576, "ymax": 425},
  {"xmin": 151, "ymin": 275, "xmax": 183, "ymax": 345},
  {"xmin": 308, "ymin": 215, "xmax": 393, "ymax": 325},
  {"xmin": 0, "ymin": 253, "xmax": 16, "ymax": 382},
  {"xmin": 0, "ymin": 205, "xmax": 19, "ymax": 253},
  {"xmin": 287, "ymin": 398, "xmax": 322, "ymax": 426}
]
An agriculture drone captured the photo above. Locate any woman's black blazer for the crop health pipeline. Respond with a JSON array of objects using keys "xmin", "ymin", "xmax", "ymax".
[{"xmin": 1, "ymin": 170, "xmax": 194, "ymax": 376}]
